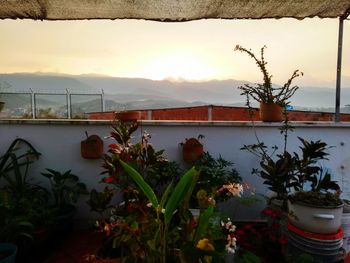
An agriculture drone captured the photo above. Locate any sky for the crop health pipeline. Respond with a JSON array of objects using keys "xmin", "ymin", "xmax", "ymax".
[{"xmin": 0, "ymin": 18, "xmax": 349, "ymax": 87}]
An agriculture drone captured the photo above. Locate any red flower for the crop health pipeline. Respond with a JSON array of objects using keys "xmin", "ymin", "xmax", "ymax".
[
  {"xmin": 108, "ymin": 143, "xmax": 119, "ymax": 150},
  {"xmin": 103, "ymin": 176, "xmax": 114, "ymax": 183}
]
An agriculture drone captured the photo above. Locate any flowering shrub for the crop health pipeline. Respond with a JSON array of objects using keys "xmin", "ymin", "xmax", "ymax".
[
  {"xmin": 92, "ymin": 203, "xmax": 157, "ymax": 261},
  {"xmin": 233, "ymin": 207, "xmax": 288, "ymax": 262},
  {"xmin": 221, "ymin": 218, "xmax": 237, "ymax": 254},
  {"xmin": 179, "ymin": 183, "xmax": 243, "ymax": 263},
  {"xmin": 193, "ymin": 152, "xmax": 242, "ymax": 205},
  {"xmin": 196, "ymin": 182, "xmax": 243, "ymax": 209}
]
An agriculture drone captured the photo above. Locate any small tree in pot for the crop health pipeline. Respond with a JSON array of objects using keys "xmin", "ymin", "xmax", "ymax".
[{"xmin": 234, "ymin": 45, "xmax": 303, "ymax": 122}]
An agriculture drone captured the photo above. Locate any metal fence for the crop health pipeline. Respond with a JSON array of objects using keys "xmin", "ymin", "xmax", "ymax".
[{"xmin": 0, "ymin": 89, "xmax": 105, "ymax": 119}]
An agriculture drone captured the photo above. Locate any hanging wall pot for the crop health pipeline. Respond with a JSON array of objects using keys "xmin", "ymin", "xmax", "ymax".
[
  {"xmin": 81, "ymin": 132, "xmax": 104, "ymax": 159},
  {"xmin": 182, "ymin": 137, "xmax": 204, "ymax": 163}
]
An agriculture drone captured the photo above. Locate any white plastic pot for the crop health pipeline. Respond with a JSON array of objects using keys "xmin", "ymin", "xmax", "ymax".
[
  {"xmin": 288, "ymin": 200, "xmax": 343, "ymax": 234},
  {"xmin": 342, "ymin": 212, "xmax": 350, "ymax": 253}
]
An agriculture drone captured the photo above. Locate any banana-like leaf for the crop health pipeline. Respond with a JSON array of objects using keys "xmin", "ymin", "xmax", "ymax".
[
  {"xmin": 160, "ymin": 181, "xmax": 173, "ymax": 209},
  {"xmin": 194, "ymin": 205, "xmax": 214, "ymax": 243},
  {"xmin": 164, "ymin": 167, "xmax": 198, "ymax": 225},
  {"xmin": 120, "ymin": 159, "xmax": 159, "ymax": 208}
]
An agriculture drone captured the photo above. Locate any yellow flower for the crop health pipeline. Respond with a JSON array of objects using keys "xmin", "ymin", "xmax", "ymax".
[{"xmin": 196, "ymin": 238, "xmax": 215, "ymax": 251}]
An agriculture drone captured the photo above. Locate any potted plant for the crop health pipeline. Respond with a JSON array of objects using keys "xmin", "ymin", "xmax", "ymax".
[
  {"xmin": 243, "ymin": 131, "xmax": 343, "ymax": 234},
  {"xmin": 234, "ymin": 45, "xmax": 303, "ymax": 122},
  {"xmin": 288, "ymin": 189, "xmax": 342, "ymax": 234},
  {"xmin": 101, "ymin": 119, "xmax": 180, "ymax": 213},
  {"xmin": 0, "ymin": 139, "xmax": 54, "ymax": 255},
  {"xmin": 120, "ymin": 160, "xmax": 200, "ymax": 263},
  {"xmin": 88, "ymin": 120, "xmax": 183, "ymax": 262},
  {"xmin": 0, "ymin": 190, "xmax": 34, "ymax": 263},
  {"xmin": 41, "ymin": 169, "xmax": 88, "ymax": 231}
]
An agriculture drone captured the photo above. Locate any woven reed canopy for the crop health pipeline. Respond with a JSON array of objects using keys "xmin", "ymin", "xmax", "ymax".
[{"xmin": 1, "ymin": 0, "xmax": 350, "ymax": 21}]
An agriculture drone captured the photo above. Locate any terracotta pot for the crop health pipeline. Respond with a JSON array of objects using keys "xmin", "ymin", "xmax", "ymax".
[
  {"xmin": 259, "ymin": 102, "xmax": 283, "ymax": 122},
  {"xmin": 0, "ymin": 101, "xmax": 4, "ymax": 112},
  {"xmin": 182, "ymin": 138, "xmax": 203, "ymax": 162},
  {"xmin": 81, "ymin": 134, "xmax": 104, "ymax": 159},
  {"xmin": 115, "ymin": 111, "xmax": 141, "ymax": 122}
]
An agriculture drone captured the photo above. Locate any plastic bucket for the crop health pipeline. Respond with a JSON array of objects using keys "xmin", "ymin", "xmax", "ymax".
[
  {"xmin": 342, "ymin": 212, "xmax": 350, "ymax": 253},
  {"xmin": 288, "ymin": 201, "xmax": 343, "ymax": 234}
]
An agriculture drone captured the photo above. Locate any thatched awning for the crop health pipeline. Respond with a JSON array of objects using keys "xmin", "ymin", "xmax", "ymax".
[{"xmin": 0, "ymin": 0, "xmax": 350, "ymax": 21}]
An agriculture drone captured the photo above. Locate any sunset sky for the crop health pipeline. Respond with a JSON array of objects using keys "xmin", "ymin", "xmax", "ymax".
[{"xmin": 0, "ymin": 18, "xmax": 349, "ymax": 87}]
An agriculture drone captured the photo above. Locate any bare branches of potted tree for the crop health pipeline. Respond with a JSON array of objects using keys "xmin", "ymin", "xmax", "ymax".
[{"xmin": 234, "ymin": 45, "xmax": 303, "ymax": 122}]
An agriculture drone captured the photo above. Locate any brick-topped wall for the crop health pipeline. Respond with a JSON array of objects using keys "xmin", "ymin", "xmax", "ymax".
[{"xmin": 87, "ymin": 105, "xmax": 350, "ymax": 121}]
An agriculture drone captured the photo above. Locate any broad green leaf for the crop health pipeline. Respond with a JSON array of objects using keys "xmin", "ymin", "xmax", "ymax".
[
  {"xmin": 160, "ymin": 181, "xmax": 173, "ymax": 209},
  {"xmin": 164, "ymin": 167, "xmax": 198, "ymax": 225},
  {"xmin": 120, "ymin": 159, "xmax": 159, "ymax": 208},
  {"xmin": 194, "ymin": 205, "xmax": 214, "ymax": 243}
]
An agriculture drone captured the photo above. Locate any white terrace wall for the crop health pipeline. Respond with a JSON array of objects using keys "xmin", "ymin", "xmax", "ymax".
[{"xmin": 2, "ymin": 120, "xmax": 350, "ymax": 223}]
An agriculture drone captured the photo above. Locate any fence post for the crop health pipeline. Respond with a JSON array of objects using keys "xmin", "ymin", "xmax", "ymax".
[
  {"xmin": 30, "ymin": 88, "xmax": 35, "ymax": 119},
  {"xmin": 66, "ymin": 89, "xmax": 71, "ymax": 119},
  {"xmin": 101, "ymin": 89, "xmax": 105, "ymax": 112}
]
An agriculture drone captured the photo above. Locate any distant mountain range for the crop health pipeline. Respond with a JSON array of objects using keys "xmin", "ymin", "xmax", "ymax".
[{"xmin": 1, "ymin": 73, "xmax": 350, "ymax": 113}]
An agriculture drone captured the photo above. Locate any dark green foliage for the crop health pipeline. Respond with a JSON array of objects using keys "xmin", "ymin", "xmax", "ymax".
[
  {"xmin": 0, "ymin": 138, "xmax": 53, "ymax": 243},
  {"xmin": 0, "ymin": 190, "xmax": 33, "ymax": 243},
  {"xmin": 289, "ymin": 191, "xmax": 342, "ymax": 207},
  {"xmin": 41, "ymin": 168, "xmax": 88, "ymax": 208},
  {"xmin": 101, "ymin": 119, "xmax": 181, "ymax": 210},
  {"xmin": 244, "ymin": 135, "xmax": 340, "ymax": 204},
  {"xmin": 258, "ymin": 151, "xmax": 295, "ymax": 199},
  {"xmin": 87, "ymin": 187, "xmax": 114, "ymax": 214},
  {"xmin": 194, "ymin": 152, "xmax": 241, "ymax": 203}
]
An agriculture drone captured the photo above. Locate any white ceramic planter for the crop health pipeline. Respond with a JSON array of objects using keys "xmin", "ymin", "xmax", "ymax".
[{"xmin": 288, "ymin": 200, "xmax": 343, "ymax": 234}]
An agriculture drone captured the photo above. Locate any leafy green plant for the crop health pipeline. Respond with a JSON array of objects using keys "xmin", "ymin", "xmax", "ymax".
[
  {"xmin": 234, "ymin": 45, "xmax": 302, "ymax": 106},
  {"xmin": 0, "ymin": 138, "xmax": 41, "ymax": 195},
  {"xmin": 41, "ymin": 168, "xmax": 88, "ymax": 208},
  {"xmin": 0, "ymin": 190, "xmax": 33, "ymax": 243},
  {"xmin": 102, "ymin": 120, "xmax": 181, "ymax": 211},
  {"xmin": 245, "ymin": 136, "xmax": 340, "ymax": 205},
  {"xmin": 0, "ymin": 139, "xmax": 55, "ymax": 245},
  {"xmin": 194, "ymin": 152, "xmax": 242, "ymax": 203},
  {"xmin": 120, "ymin": 159, "xmax": 199, "ymax": 263},
  {"xmin": 87, "ymin": 187, "xmax": 114, "ymax": 215}
]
